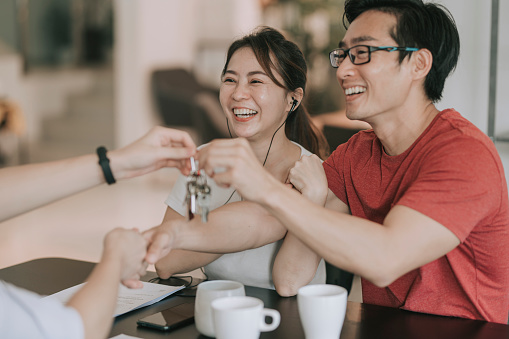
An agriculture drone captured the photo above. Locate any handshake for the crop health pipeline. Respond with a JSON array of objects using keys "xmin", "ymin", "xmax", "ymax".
[{"xmin": 106, "ymin": 221, "xmax": 185, "ymax": 289}]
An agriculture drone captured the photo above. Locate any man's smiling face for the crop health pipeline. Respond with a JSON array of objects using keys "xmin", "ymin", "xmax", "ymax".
[{"xmin": 336, "ymin": 10, "xmax": 415, "ymax": 124}]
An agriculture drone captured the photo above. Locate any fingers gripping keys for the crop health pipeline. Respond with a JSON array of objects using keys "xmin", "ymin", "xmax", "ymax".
[{"xmin": 186, "ymin": 157, "xmax": 211, "ymax": 222}]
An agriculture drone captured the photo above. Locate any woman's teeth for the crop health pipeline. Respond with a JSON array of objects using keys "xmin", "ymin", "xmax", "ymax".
[
  {"xmin": 345, "ymin": 86, "xmax": 366, "ymax": 96},
  {"xmin": 233, "ymin": 108, "xmax": 258, "ymax": 117}
]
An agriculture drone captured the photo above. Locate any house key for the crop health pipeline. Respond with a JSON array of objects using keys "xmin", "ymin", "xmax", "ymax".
[{"xmin": 185, "ymin": 156, "xmax": 211, "ymax": 222}]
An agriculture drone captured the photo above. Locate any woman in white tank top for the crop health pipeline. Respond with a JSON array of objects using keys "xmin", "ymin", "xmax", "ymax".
[{"xmin": 155, "ymin": 27, "xmax": 330, "ymax": 296}]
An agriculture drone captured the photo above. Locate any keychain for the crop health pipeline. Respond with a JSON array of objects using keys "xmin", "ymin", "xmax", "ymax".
[{"xmin": 185, "ymin": 157, "xmax": 211, "ymax": 222}]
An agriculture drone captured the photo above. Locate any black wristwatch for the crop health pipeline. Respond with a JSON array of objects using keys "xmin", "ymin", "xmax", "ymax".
[{"xmin": 96, "ymin": 146, "xmax": 116, "ymax": 185}]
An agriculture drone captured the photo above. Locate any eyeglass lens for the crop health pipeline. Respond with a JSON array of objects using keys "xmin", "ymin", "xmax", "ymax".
[{"xmin": 331, "ymin": 46, "xmax": 371, "ymax": 67}]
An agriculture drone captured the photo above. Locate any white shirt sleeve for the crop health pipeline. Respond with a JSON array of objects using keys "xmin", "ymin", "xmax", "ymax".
[
  {"xmin": 0, "ymin": 281, "xmax": 84, "ymax": 339},
  {"xmin": 164, "ymin": 172, "xmax": 188, "ymax": 216}
]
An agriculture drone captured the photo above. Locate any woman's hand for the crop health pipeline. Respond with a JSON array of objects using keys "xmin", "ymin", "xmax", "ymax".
[
  {"xmin": 287, "ymin": 154, "xmax": 328, "ymax": 206},
  {"xmin": 142, "ymin": 221, "xmax": 181, "ymax": 265}
]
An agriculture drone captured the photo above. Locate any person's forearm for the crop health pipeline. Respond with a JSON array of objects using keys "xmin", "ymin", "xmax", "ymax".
[
  {"xmin": 67, "ymin": 257, "xmax": 122, "ymax": 339},
  {"xmin": 264, "ymin": 185, "xmax": 461, "ymax": 288},
  {"xmin": 145, "ymin": 201, "xmax": 288, "ymax": 265},
  {"xmin": 259, "ymin": 184, "xmax": 393, "ymax": 285},
  {"xmin": 0, "ymin": 124, "xmax": 196, "ymax": 222},
  {"xmin": 155, "ymin": 250, "xmax": 221, "ymax": 279},
  {"xmin": 272, "ymin": 232, "xmax": 321, "ymax": 297},
  {"xmin": 156, "ymin": 209, "xmax": 222, "ymax": 279},
  {"xmin": 172, "ymin": 201, "xmax": 287, "ymax": 253},
  {"xmin": 0, "ymin": 154, "xmax": 105, "ymax": 221}
]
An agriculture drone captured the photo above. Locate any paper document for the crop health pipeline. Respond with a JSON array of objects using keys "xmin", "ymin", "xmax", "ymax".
[{"xmin": 45, "ymin": 281, "xmax": 185, "ymax": 317}]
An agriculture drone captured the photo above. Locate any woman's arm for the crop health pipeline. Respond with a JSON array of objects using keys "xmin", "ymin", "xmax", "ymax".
[
  {"xmin": 0, "ymin": 126, "xmax": 196, "ymax": 222},
  {"xmin": 155, "ymin": 208, "xmax": 221, "ymax": 279},
  {"xmin": 272, "ymin": 154, "xmax": 328, "ymax": 296},
  {"xmin": 145, "ymin": 200, "xmax": 287, "ymax": 264},
  {"xmin": 272, "ymin": 232, "xmax": 321, "ymax": 296}
]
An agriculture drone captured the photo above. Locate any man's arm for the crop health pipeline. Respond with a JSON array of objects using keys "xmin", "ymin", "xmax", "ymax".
[
  {"xmin": 263, "ymin": 185, "xmax": 460, "ymax": 287},
  {"xmin": 0, "ymin": 126, "xmax": 196, "ymax": 222},
  {"xmin": 197, "ymin": 138, "xmax": 460, "ymax": 287}
]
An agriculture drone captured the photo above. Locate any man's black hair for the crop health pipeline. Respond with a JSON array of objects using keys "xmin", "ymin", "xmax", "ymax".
[{"xmin": 343, "ymin": 0, "xmax": 460, "ymax": 102}]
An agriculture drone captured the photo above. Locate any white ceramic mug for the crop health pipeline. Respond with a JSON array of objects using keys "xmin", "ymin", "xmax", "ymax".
[
  {"xmin": 298, "ymin": 284, "xmax": 348, "ymax": 339},
  {"xmin": 212, "ymin": 296, "xmax": 280, "ymax": 339},
  {"xmin": 195, "ymin": 280, "xmax": 245, "ymax": 337}
]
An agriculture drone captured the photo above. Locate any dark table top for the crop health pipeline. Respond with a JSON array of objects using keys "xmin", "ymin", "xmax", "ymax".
[{"xmin": 1, "ymin": 257, "xmax": 508, "ymax": 339}]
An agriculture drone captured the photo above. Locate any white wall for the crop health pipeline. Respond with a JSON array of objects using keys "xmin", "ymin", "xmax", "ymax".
[
  {"xmin": 440, "ymin": 0, "xmax": 508, "ymax": 136},
  {"xmin": 494, "ymin": 0, "xmax": 509, "ymax": 137},
  {"xmin": 438, "ymin": 0, "xmax": 509, "ymax": 178},
  {"xmin": 113, "ymin": 0, "xmax": 262, "ymax": 147},
  {"xmin": 437, "ymin": 1, "xmax": 490, "ymax": 130},
  {"xmin": 114, "ymin": 0, "xmax": 198, "ymax": 147}
]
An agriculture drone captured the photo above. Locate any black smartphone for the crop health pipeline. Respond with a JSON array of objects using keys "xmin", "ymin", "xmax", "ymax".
[{"xmin": 137, "ymin": 302, "xmax": 195, "ymax": 331}]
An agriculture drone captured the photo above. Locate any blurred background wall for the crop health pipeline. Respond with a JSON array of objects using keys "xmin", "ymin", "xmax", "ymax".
[{"xmin": 0, "ymin": 0, "xmax": 507, "ymax": 174}]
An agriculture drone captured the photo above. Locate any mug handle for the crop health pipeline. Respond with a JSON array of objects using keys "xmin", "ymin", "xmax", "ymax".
[{"xmin": 259, "ymin": 308, "xmax": 281, "ymax": 332}]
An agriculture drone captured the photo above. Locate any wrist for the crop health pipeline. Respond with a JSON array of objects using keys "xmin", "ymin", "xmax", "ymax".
[
  {"xmin": 304, "ymin": 187, "xmax": 327, "ymax": 206},
  {"xmin": 262, "ymin": 174, "xmax": 287, "ymax": 204},
  {"xmin": 167, "ymin": 219, "xmax": 184, "ymax": 249},
  {"xmin": 106, "ymin": 149, "xmax": 126, "ymax": 181},
  {"xmin": 96, "ymin": 146, "xmax": 116, "ymax": 184},
  {"xmin": 260, "ymin": 179, "xmax": 286, "ymax": 210},
  {"xmin": 98, "ymin": 250, "xmax": 123, "ymax": 278}
]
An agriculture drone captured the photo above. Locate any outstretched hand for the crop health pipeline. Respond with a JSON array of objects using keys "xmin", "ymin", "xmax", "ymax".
[
  {"xmin": 109, "ymin": 126, "xmax": 197, "ymax": 180},
  {"xmin": 102, "ymin": 228, "xmax": 148, "ymax": 289}
]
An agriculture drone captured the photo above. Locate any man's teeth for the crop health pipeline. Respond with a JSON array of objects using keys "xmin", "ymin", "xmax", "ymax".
[
  {"xmin": 234, "ymin": 108, "xmax": 258, "ymax": 117},
  {"xmin": 345, "ymin": 86, "xmax": 366, "ymax": 96}
]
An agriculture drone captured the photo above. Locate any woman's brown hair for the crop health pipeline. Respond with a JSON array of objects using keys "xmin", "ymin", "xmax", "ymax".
[{"xmin": 221, "ymin": 26, "xmax": 330, "ymax": 159}]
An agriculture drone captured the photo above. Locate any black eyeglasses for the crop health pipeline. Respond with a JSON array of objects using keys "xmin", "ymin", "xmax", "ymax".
[{"xmin": 329, "ymin": 45, "xmax": 419, "ymax": 68}]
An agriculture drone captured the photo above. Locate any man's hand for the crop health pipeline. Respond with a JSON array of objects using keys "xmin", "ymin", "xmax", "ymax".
[
  {"xmin": 287, "ymin": 154, "xmax": 328, "ymax": 206},
  {"xmin": 109, "ymin": 126, "xmax": 197, "ymax": 180},
  {"xmin": 102, "ymin": 228, "xmax": 148, "ymax": 289},
  {"xmin": 198, "ymin": 138, "xmax": 279, "ymax": 203}
]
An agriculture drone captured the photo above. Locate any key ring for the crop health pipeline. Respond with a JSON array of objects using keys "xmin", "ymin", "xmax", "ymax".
[{"xmin": 185, "ymin": 157, "xmax": 211, "ymax": 222}]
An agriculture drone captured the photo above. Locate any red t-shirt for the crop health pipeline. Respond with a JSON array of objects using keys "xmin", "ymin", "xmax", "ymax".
[{"xmin": 323, "ymin": 109, "xmax": 509, "ymax": 323}]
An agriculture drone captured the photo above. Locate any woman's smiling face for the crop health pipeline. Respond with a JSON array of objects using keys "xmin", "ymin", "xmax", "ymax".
[{"xmin": 220, "ymin": 47, "xmax": 292, "ymax": 141}]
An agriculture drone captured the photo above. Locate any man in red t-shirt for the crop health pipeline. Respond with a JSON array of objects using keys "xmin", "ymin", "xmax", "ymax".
[
  {"xmin": 145, "ymin": 0, "xmax": 509, "ymax": 323},
  {"xmin": 323, "ymin": 108, "xmax": 509, "ymax": 322}
]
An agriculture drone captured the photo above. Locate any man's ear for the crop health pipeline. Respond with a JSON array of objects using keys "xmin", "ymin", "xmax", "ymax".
[{"xmin": 412, "ymin": 48, "xmax": 433, "ymax": 81}]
